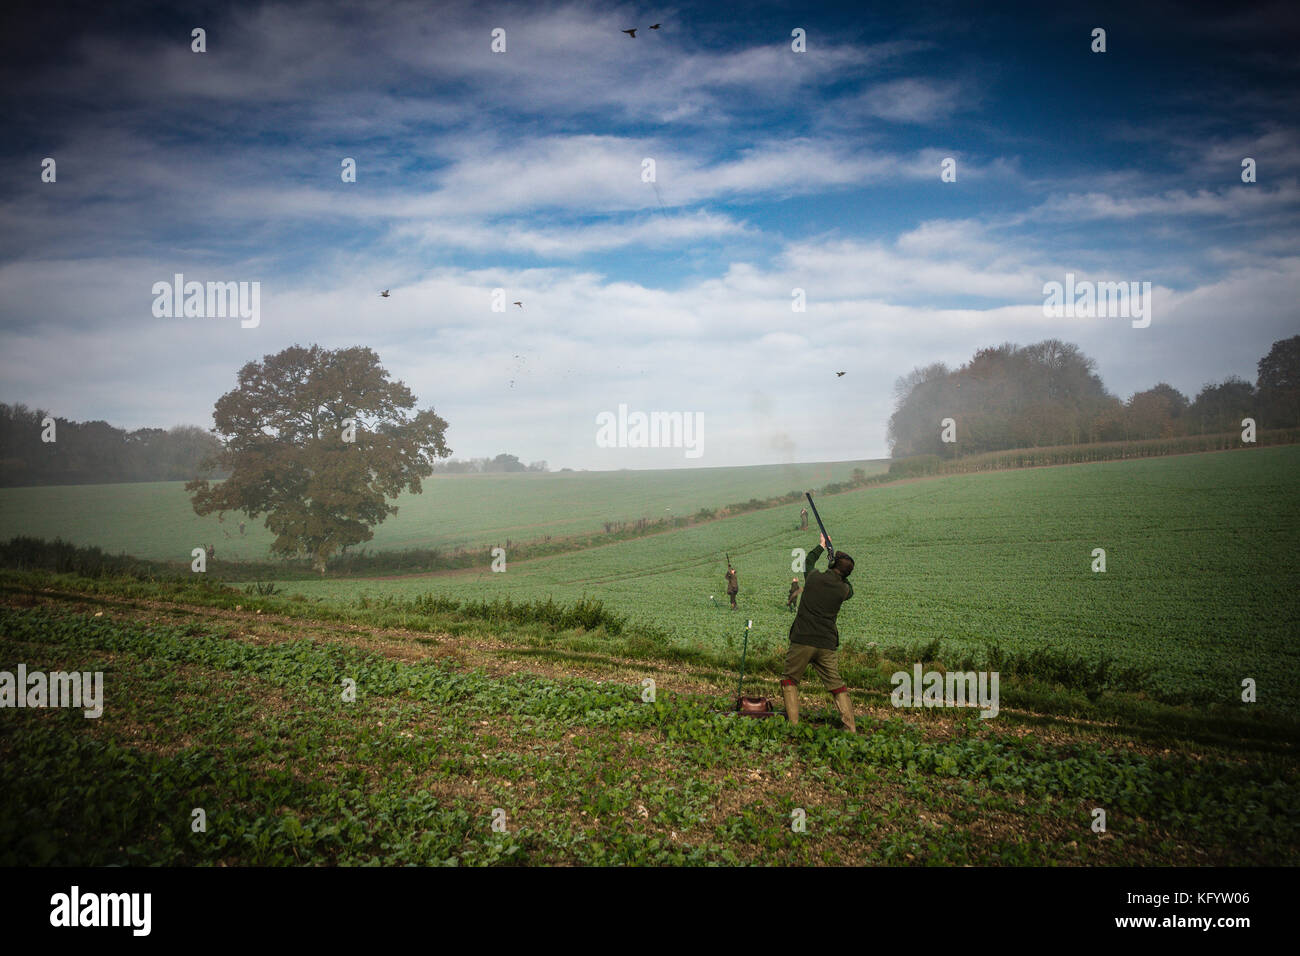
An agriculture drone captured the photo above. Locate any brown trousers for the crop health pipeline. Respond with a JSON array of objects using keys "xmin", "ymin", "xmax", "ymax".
[{"xmin": 782, "ymin": 642, "xmax": 846, "ymax": 692}]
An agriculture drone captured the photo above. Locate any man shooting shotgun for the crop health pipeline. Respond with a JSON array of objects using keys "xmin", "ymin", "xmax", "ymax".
[
  {"xmin": 781, "ymin": 492, "xmax": 857, "ymax": 732},
  {"xmin": 724, "ymin": 553, "xmax": 739, "ymax": 610}
]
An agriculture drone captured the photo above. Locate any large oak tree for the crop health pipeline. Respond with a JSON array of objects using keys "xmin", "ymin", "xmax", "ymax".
[{"xmin": 187, "ymin": 345, "xmax": 450, "ymax": 572}]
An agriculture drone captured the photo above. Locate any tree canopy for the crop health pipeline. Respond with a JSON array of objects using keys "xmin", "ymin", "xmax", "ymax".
[
  {"xmin": 887, "ymin": 336, "xmax": 1297, "ymax": 458},
  {"xmin": 888, "ymin": 339, "xmax": 1116, "ymax": 457},
  {"xmin": 186, "ymin": 345, "xmax": 450, "ymax": 571},
  {"xmin": 1257, "ymin": 334, "xmax": 1300, "ymax": 428}
]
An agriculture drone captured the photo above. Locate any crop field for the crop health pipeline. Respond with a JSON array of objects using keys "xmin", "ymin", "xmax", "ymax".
[
  {"xmin": 1, "ymin": 598, "xmax": 1294, "ymax": 866},
  {"xmin": 0, "ymin": 459, "xmax": 880, "ymax": 562},
  {"xmin": 277, "ymin": 446, "xmax": 1300, "ymax": 717},
  {"xmin": 2, "ymin": 446, "xmax": 1297, "ymax": 866}
]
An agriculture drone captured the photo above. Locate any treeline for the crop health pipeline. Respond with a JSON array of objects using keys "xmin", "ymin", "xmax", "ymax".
[
  {"xmin": 0, "ymin": 406, "xmax": 550, "ymax": 485},
  {"xmin": 888, "ymin": 427, "xmax": 1300, "ymax": 477},
  {"xmin": 0, "ymin": 403, "xmax": 552, "ymax": 486},
  {"xmin": 0, "ymin": 404, "xmax": 226, "ymax": 487},
  {"xmin": 888, "ymin": 336, "xmax": 1300, "ymax": 458},
  {"xmin": 432, "ymin": 453, "xmax": 548, "ymax": 473}
]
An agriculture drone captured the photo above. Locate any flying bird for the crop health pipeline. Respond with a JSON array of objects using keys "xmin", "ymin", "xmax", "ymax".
[
  {"xmin": 650, "ymin": 23, "xmax": 661, "ymax": 29},
  {"xmin": 835, "ymin": 371, "xmax": 846, "ymax": 377},
  {"xmin": 623, "ymin": 28, "xmax": 636, "ymax": 37},
  {"xmin": 513, "ymin": 301, "xmax": 523, "ymax": 308},
  {"xmin": 379, "ymin": 290, "xmax": 390, "ymax": 297}
]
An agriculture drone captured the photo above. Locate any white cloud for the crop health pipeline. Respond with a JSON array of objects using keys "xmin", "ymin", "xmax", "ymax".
[
  {"xmin": 846, "ymin": 78, "xmax": 964, "ymax": 124},
  {"xmin": 8, "ymin": 232, "xmax": 1294, "ymax": 467},
  {"xmin": 392, "ymin": 210, "xmax": 750, "ymax": 257},
  {"xmin": 1029, "ymin": 182, "xmax": 1300, "ymax": 221}
]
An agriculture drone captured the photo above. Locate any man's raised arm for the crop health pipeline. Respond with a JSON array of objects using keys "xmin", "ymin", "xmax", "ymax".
[{"xmin": 806, "ymin": 543, "xmax": 824, "ymax": 569}]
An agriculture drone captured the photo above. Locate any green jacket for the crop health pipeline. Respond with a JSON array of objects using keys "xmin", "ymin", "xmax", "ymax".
[{"xmin": 789, "ymin": 545, "xmax": 853, "ymax": 650}]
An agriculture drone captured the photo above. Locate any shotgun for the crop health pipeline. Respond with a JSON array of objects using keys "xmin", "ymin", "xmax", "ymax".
[{"xmin": 804, "ymin": 491, "xmax": 835, "ymax": 563}]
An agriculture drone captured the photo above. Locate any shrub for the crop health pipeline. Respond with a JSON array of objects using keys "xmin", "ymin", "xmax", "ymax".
[{"xmin": 889, "ymin": 455, "xmax": 942, "ymax": 478}]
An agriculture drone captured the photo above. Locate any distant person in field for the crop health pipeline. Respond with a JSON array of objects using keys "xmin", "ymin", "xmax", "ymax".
[
  {"xmin": 787, "ymin": 576, "xmax": 801, "ymax": 610},
  {"xmin": 725, "ymin": 564, "xmax": 739, "ymax": 609},
  {"xmin": 205, "ymin": 543, "xmax": 215, "ymax": 562},
  {"xmin": 781, "ymin": 532, "xmax": 856, "ymax": 732},
  {"xmin": 239, "ymin": 520, "xmax": 246, "ymax": 536},
  {"xmin": 800, "ymin": 506, "xmax": 809, "ymax": 531}
]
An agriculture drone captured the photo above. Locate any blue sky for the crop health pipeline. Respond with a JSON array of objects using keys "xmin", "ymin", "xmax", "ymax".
[{"xmin": 1, "ymin": 0, "xmax": 1297, "ymax": 468}]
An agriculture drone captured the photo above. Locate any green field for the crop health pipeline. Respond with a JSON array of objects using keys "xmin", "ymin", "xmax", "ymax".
[
  {"xmin": 4, "ymin": 446, "xmax": 1298, "ymax": 866},
  {"xmin": 6, "ymin": 602, "xmax": 1293, "ymax": 866},
  {"xmin": 0, "ymin": 459, "xmax": 881, "ymax": 562},
  {"xmin": 273, "ymin": 446, "xmax": 1300, "ymax": 716},
  {"xmin": 4, "ymin": 448, "xmax": 1297, "ymax": 714}
]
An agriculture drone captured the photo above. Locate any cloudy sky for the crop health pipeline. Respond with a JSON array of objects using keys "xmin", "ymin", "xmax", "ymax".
[{"xmin": 1, "ymin": 0, "xmax": 1297, "ymax": 469}]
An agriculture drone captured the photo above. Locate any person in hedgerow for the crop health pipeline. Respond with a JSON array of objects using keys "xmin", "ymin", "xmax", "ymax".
[
  {"xmin": 786, "ymin": 576, "xmax": 801, "ymax": 610},
  {"xmin": 725, "ymin": 564, "xmax": 739, "ymax": 609},
  {"xmin": 781, "ymin": 531, "xmax": 856, "ymax": 732}
]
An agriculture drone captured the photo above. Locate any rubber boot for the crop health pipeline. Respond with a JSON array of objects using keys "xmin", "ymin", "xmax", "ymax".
[
  {"xmin": 781, "ymin": 681, "xmax": 799, "ymax": 725},
  {"xmin": 832, "ymin": 689, "xmax": 856, "ymax": 733}
]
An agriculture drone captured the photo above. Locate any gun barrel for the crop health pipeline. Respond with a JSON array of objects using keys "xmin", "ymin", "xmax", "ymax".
[{"xmin": 804, "ymin": 492, "xmax": 835, "ymax": 561}]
